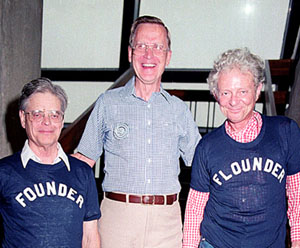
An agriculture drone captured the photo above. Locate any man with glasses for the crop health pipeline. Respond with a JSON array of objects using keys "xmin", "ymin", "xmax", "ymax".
[
  {"xmin": 0, "ymin": 78, "xmax": 101, "ymax": 247},
  {"xmin": 74, "ymin": 16, "xmax": 200, "ymax": 247}
]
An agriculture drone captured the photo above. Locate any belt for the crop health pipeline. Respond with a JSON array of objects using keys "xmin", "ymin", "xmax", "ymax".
[{"xmin": 105, "ymin": 192, "xmax": 177, "ymax": 205}]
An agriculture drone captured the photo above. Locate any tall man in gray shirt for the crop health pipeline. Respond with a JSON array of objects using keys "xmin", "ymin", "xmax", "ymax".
[{"xmin": 74, "ymin": 15, "xmax": 200, "ymax": 248}]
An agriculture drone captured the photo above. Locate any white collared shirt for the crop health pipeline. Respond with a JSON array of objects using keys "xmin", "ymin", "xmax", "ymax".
[{"xmin": 20, "ymin": 140, "xmax": 70, "ymax": 171}]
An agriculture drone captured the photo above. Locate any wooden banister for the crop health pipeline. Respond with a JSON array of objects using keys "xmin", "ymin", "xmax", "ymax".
[
  {"xmin": 265, "ymin": 59, "xmax": 294, "ymax": 115},
  {"xmin": 264, "ymin": 60, "xmax": 278, "ymax": 116},
  {"xmin": 166, "ymin": 89, "xmax": 215, "ymax": 102},
  {"xmin": 59, "ymin": 67, "xmax": 134, "ymax": 154},
  {"xmin": 268, "ymin": 59, "xmax": 293, "ymax": 77}
]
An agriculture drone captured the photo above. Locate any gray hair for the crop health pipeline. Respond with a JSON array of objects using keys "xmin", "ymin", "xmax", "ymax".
[
  {"xmin": 19, "ymin": 77, "xmax": 68, "ymax": 113},
  {"xmin": 129, "ymin": 15, "xmax": 171, "ymax": 50},
  {"xmin": 207, "ymin": 48, "xmax": 265, "ymax": 97}
]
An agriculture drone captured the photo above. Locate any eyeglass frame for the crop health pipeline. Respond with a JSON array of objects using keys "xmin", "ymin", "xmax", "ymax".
[
  {"xmin": 24, "ymin": 110, "xmax": 64, "ymax": 123},
  {"xmin": 130, "ymin": 42, "xmax": 170, "ymax": 57}
]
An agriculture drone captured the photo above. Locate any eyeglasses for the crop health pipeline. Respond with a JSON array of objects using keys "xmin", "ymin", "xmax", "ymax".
[
  {"xmin": 131, "ymin": 43, "xmax": 169, "ymax": 57},
  {"xmin": 24, "ymin": 110, "xmax": 64, "ymax": 123}
]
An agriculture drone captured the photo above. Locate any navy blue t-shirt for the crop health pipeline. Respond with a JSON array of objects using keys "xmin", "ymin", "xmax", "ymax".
[
  {"xmin": 191, "ymin": 115, "xmax": 300, "ymax": 248},
  {"xmin": 0, "ymin": 152, "xmax": 101, "ymax": 248}
]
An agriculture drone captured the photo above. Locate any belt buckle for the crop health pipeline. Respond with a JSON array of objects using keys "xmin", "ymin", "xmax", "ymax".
[{"xmin": 142, "ymin": 195, "xmax": 154, "ymax": 205}]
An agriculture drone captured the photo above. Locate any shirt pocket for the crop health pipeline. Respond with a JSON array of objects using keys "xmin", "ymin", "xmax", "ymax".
[{"xmin": 154, "ymin": 119, "xmax": 179, "ymax": 150}]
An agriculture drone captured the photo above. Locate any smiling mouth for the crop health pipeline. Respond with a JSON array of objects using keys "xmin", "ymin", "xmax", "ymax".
[
  {"xmin": 142, "ymin": 63, "xmax": 156, "ymax": 68},
  {"xmin": 39, "ymin": 130, "xmax": 54, "ymax": 133},
  {"xmin": 228, "ymin": 108, "xmax": 242, "ymax": 114}
]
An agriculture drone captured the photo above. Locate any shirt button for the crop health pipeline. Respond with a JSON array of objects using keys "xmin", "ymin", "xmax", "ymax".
[
  {"xmin": 147, "ymin": 120, "xmax": 151, "ymax": 125},
  {"xmin": 147, "ymin": 179, "xmax": 151, "ymax": 183},
  {"xmin": 148, "ymin": 158, "xmax": 152, "ymax": 163},
  {"xmin": 147, "ymin": 139, "xmax": 151, "ymax": 144},
  {"xmin": 147, "ymin": 104, "xmax": 151, "ymax": 108}
]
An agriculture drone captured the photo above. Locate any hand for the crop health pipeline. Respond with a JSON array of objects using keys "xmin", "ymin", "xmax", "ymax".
[{"xmin": 292, "ymin": 240, "xmax": 300, "ymax": 248}]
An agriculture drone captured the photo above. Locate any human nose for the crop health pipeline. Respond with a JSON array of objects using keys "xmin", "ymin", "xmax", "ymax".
[
  {"xmin": 144, "ymin": 45, "xmax": 154, "ymax": 58},
  {"xmin": 41, "ymin": 113, "xmax": 51, "ymax": 125},
  {"xmin": 229, "ymin": 94, "xmax": 239, "ymax": 106}
]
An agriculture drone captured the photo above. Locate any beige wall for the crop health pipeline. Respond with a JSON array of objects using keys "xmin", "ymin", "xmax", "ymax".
[{"xmin": 42, "ymin": 0, "xmax": 289, "ymax": 69}]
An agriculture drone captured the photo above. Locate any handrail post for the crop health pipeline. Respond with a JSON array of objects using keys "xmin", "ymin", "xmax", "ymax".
[{"xmin": 264, "ymin": 60, "xmax": 277, "ymax": 116}]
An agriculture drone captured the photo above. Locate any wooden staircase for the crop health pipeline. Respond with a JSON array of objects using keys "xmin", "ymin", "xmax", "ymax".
[
  {"xmin": 58, "ymin": 59, "xmax": 295, "ymax": 225},
  {"xmin": 265, "ymin": 59, "xmax": 295, "ymax": 115}
]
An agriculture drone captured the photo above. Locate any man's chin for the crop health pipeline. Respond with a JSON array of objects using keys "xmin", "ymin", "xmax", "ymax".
[{"xmin": 136, "ymin": 77, "xmax": 159, "ymax": 85}]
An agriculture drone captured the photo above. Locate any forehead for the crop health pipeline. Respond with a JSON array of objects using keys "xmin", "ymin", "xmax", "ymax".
[
  {"xmin": 218, "ymin": 68, "xmax": 255, "ymax": 89},
  {"xmin": 27, "ymin": 92, "xmax": 61, "ymax": 110},
  {"xmin": 134, "ymin": 23, "xmax": 167, "ymax": 44}
]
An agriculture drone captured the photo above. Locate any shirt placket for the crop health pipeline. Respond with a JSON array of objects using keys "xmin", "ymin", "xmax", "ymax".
[{"xmin": 145, "ymin": 101, "xmax": 153, "ymax": 193}]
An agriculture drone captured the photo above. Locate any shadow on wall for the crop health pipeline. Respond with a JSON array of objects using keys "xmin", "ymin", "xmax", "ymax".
[
  {"xmin": 5, "ymin": 98, "xmax": 27, "ymax": 154},
  {"xmin": 1, "ymin": 98, "xmax": 27, "ymax": 241}
]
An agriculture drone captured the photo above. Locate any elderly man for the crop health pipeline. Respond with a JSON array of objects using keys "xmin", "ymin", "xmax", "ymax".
[
  {"xmin": 183, "ymin": 48, "xmax": 300, "ymax": 248},
  {"xmin": 74, "ymin": 15, "xmax": 200, "ymax": 247},
  {"xmin": 0, "ymin": 78, "xmax": 101, "ymax": 247}
]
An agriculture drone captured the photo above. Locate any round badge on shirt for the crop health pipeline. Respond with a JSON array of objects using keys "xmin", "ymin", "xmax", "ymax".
[{"xmin": 113, "ymin": 123, "xmax": 129, "ymax": 139}]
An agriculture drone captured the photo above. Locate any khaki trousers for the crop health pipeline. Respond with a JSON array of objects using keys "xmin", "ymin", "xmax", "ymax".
[{"xmin": 98, "ymin": 196, "xmax": 182, "ymax": 248}]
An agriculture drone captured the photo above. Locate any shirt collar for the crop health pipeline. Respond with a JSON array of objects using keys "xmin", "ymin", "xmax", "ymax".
[
  {"xmin": 21, "ymin": 140, "xmax": 70, "ymax": 171},
  {"xmin": 225, "ymin": 111, "xmax": 262, "ymax": 143},
  {"xmin": 121, "ymin": 76, "xmax": 171, "ymax": 103}
]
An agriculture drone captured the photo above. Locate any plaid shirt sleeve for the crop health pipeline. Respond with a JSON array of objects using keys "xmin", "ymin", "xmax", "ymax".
[
  {"xmin": 286, "ymin": 172, "xmax": 300, "ymax": 242},
  {"xmin": 183, "ymin": 188, "xmax": 209, "ymax": 248}
]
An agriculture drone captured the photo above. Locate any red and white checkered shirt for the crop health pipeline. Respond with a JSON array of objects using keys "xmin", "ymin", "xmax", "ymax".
[{"xmin": 183, "ymin": 111, "xmax": 300, "ymax": 247}]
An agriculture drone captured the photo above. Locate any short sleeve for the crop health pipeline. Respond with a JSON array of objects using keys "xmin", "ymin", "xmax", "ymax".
[
  {"xmin": 190, "ymin": 141, "xmax": 210, "ymax": 192},
  {"xmin": 179, "ymin": 104, "xmax": 201, "ymax": 167},
  {"xmin": 84, "ymin": 168, "xmax": 101, "ymax": 221},
  {"xmin": 286, "ymin": 119, "xmax": 300, "ymax": 175},
  {"xmin": 77, "ymin": 94, "xmax": 106, "ymax": 161}
]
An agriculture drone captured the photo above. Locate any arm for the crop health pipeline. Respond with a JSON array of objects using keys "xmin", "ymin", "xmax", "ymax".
[
  {"xmin": 72, "ymin": 152, "xmax": 96, "ymax": 168},
  {"xmin": 82, "ymin": 219, "xmax": 100, "ymax": 248},
  {"xmin": 76, "ymin": 94, "xmax": 105, "ymax": 165},
  {"xmin": 286, "ymin": 172, "xmax": 300, "ymax": 248},
  {"xmin": 179, "ymin": 104, "xmax": 201, "ymax": 167},
  {"xmin": 183, "ymin": 188, "xmax": 209, "ymax": 248}
]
